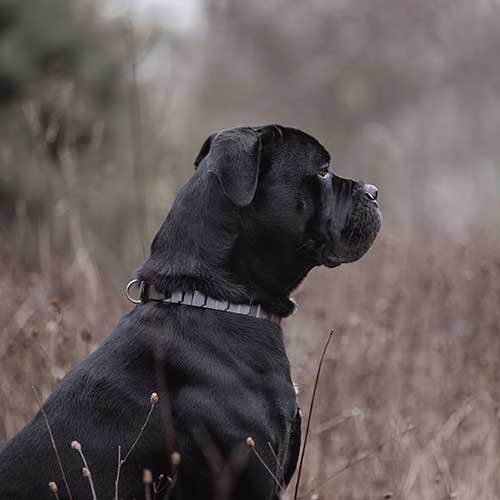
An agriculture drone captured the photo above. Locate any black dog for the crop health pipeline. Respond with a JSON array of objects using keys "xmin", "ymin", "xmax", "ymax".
[{"xmin": 0, "ymin": 125, "xmax": 381, "ymax": 500}]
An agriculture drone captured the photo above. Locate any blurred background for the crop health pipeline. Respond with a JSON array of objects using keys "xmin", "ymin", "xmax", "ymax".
[{"xmin": 1, "ymin": 1, "xmax": 500, "ymax": 498}]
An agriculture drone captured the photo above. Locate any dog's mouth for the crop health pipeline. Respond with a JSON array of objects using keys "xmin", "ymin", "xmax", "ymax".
[{"xmin": 316, "ymin": 186, "xmax": 382, "ymax": 267}]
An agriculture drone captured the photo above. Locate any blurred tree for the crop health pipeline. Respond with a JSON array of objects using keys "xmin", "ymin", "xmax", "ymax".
[{"xmin": 0, "ymin": 0, "xmax": 128, "ymax": 163}]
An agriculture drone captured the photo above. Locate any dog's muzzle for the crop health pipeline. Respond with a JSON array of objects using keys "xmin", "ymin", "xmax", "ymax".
[{"xmin": 315, "ymin": 172, "xmax": 382, "ymax": 267}]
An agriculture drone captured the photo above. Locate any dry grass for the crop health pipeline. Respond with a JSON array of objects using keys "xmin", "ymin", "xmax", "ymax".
[
  {"xmin": 1, "ymin": 166, "xmax": 500, "ymax": 500},
  {"xmin": 285, "ymin": 172, "xmax": 500, "ymax": 499}
]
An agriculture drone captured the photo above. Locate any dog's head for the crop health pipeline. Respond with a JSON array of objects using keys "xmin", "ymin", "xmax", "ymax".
[
  {"xmin": 194, "ymin": 125, "xmax": 381, "ymax": 269},
  {"xmin": 140, "ymin": 124, "xmax": 381, "ymax": 316}
]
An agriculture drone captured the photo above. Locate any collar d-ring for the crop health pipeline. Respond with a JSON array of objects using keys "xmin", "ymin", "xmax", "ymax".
[{"xmin": 126, "ymin": 279, "xmax": 145, "ymax": 304}]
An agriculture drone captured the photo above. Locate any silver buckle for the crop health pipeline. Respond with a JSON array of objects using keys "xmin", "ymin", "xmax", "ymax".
[{"xmin": 126, "ymin": 279, "xmax": 145, "ymax": 304}]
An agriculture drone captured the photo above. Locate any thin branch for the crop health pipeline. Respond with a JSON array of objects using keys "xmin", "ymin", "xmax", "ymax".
[
  {"xmin": 163, "ymin": 452, "xmax": 181, "ymax": 500},
  {"xmin": 115, "ymin": 393, "xmax": 158, "ymax": 500},
  {"xmin": 267, "ymin": 440, "xmax": 285, "ymax": 483},
  {"xmin": 114, "ymin": 445, "xmax": 122, "ymax": 500},
  {"xmin": 71, "ymin": 441, "xmax": 97, "ymax": 500},
  {"xmin": 32, "ymin": 387, "xmax": 74, "ymax": 500},
  {"xmin": 293, "ymin": 330, "xmax": 335, "ymax": 500},
  {"xmin": 49, "ymin": 482, "xmax": 61, "ymax": 500},
  {"xmin": 122, "ymin": 394, "xmax": 158, "ymax": 463},
  {"xmin": 143, "ymin": 468, "xmax": 153, "ymax": 500},
  {"xmin": 246, "ymin": 437, "xmax": 285, "ymax": 495}
]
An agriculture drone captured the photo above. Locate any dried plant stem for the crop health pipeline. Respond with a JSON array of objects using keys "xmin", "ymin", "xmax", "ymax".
[
  {"xmin": 246, "ymin": 437, "xmax": 285, "ymax": 495},
  {"xmin": 122, "ymin": 397, "xmax": 157, "ymax": 463},
  {"xmin": 32, "ymin": 387, "xmax": 74, "ymax": 500},
  {"xmin": 293, "ymin": 330, "xmax": 335, "ymax": 500},
  {"xmin": 143, "ymin": 468, "xmax": 153, "ymax": 500},
  {"xmin": 267, "ymin": 441, "xmax": 285, "ymax": 481},
  {"xmin": 114, "ymin": 445, "xmax": 122, "ymax": 500},
  {"xmin": 71, "ymin": 441, "xmax": 97, "ymax": 500},
  {"xmin": 114, "ymin": 393, "xmax": 158, "ymax": 500},
  {"xmin": 299, "ymin": 443, "xmax": 379, "ymax": 499},
  {"xmin": 164, "ymin": 452, "xmax": 181, "ymax": 500},
  {"xmin": 299, "ymin": 424, "xmax": 423, "ymax": 498},
  {"xmin": 49, "ymin": 482, "xmax": 60, "ymax": 500}
]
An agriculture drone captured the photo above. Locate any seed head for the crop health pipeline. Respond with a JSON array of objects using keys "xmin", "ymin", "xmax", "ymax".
[
  {"xmin": 82, "ymin": 467, "xmax": 90, "ymax": 477},
  {"xmin": 246, "ymin": 436, "xmax": 255, "ymax": 448},
  {"xmin": 171, "ymin": 451, "xmax": 181, "ymax": 465},
  {"xmin": 71, "ymin": 440, "xmax": 81, "ymax": 451},
  {"xmin": 143, "ymin": 468, "xmax": 153, "ymax": 484},
  {"xmin": 150, "ymin": 392, "xmax": 159, "ymax": 404},
  {"xmin": 48, "ymin": 482, "xmax": 58, "ymax": 493}
]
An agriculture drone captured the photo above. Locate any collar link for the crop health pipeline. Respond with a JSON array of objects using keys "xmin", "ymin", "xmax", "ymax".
[{"xmin": 126, "ymin": 279, "xmax": 281, "ymax": 325}]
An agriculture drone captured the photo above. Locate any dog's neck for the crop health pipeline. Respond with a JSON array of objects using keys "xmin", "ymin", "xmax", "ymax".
[{"xmin": 138, "ymin": 172, "xmax": 314, "ymax": 317}]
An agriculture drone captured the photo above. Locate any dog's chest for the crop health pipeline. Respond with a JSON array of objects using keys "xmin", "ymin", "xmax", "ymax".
[{"xmin": 166, "ymin": 316, "xmax": 298, "ymax": 442}]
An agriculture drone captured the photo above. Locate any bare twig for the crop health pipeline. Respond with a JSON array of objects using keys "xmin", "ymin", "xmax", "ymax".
[
  {"xmin": 32, "ymin": 387, "xmax": 74, "ymax": 500},
  {"xmin": 114, "ymin": 445, "xmax": 122, "ymax": 500},
  {"xmin": 49, "ymin": 481, "xmax": 61, "ymax": 500},
  {"xmin": 143, "ymin": 468, "xmax": 153, "ymax": 500},
  {"xmin": 293, "ymin": 330, "xmax": 335, "ymax": 500},
  {"xmin": 115, "ymin": 393, "xmax": 159, "ymax": 499},
  {"xmin": 401, "ymin": 397, "xmax": 475, "ymax": 497},
  {"xmin": 163, "ymin": 452, "xmax": 181, "ymax": 500},
  {"xmin": 246, "ymin": 437, "xmax": 285, "ymax": 495},
  {"xmin": 123, "ymin": 393, "xmax": 158, "ymax": 463},
  {"xmin": 71, "ymin": 441, "xmax": 98, "ymax": 500},
  {"xmin": 267, "ymin": 441, "xmax": 285, "ymax": 483}
]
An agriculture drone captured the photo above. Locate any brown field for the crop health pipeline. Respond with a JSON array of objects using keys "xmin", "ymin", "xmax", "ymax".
[
  {"xmin": 1, "ymin": 1, "xmax": 500, "ymax": 499},
  {"xmin": 2, "ymin": 165, "xmax": 500, "ymax": 499}
]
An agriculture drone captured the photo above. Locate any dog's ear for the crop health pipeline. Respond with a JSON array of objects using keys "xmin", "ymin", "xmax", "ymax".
[
  {"xmin": 194, "ymin": 128, "xmax": 261, "ymax": 207},
  {"xmin": 194, "ymin": 132, "xmax": 217, "ymax": 168}
]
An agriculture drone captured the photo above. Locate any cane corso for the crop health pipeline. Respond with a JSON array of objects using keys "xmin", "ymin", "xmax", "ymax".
[{"xmin": 0, "ymin": 125, "xmax": 381, "ymax": 500}]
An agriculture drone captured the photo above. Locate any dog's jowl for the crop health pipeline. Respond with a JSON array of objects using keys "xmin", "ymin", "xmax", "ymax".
[{"xmin": 0, "ymin": 125, "xmax": 381, "ymax": 500}]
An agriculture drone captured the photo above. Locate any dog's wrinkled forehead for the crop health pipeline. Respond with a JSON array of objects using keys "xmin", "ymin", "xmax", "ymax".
[{"xmin": 255, "ymin": 125, "xmax": 331, "ymax": 175}]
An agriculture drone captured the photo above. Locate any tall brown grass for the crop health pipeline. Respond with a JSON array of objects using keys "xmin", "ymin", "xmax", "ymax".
[{"xmin": 1, "ymin": 163, "xmax": 499, "ymax": 499}]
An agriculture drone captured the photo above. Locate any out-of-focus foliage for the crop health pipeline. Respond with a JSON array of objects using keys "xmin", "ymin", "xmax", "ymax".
[
  {"xmin": 0, "ymin": 0, "xmax": 130, "ymax": 161},
  {"xmin": 0, "ymin": 0, "xmax": 162, "ymax": 270},
  {"xmin": 0, "ymin": 0, "xmax": 126, "ymax": 105}
]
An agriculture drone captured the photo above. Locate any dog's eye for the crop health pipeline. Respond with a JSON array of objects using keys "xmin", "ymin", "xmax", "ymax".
[{"xmin": 318, "ymin": 166, "xmax": 329, "ymax": 177}]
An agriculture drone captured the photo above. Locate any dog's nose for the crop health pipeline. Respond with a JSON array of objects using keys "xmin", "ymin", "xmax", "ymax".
[{"xmin": 362, "ymin": 183, "xmax": 378, "ymax": 201}]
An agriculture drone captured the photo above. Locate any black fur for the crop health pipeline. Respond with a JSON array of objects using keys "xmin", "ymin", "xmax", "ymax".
[{"xmin": 0, "ymin": 125, "xmax": 381, "ymax": 500}]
